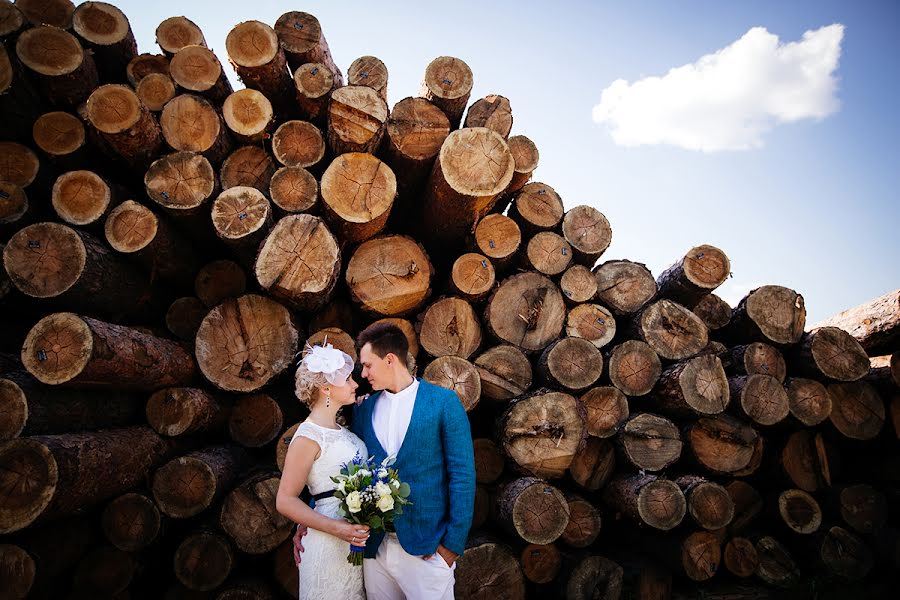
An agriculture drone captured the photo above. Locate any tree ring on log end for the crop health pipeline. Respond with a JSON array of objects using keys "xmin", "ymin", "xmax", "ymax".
[
  {"xmin": 4, "ymin": 225, "xmax": 87, "ymax": 299},
  {"xmin": 0, "ymin": 438, "xmax": 58, "ymax": 534}
]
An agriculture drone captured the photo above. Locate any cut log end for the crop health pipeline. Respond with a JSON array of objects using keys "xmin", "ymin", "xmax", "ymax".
[
  {"xmin": 160, "ymin": 95, "xmax": 226, "ymax": 157},
  {"xmin": 562, "ymin": 205, "xmax": 612, "ymax": 265},
  {"xmin": 229, "ymin": 394, "xmax": 284, "ymax": 448},
  {"xmin": 740, "ymin": 285, "xmax": 806, "ymax": 345},
  {"xmin": 786, "ymin": 378, "xmax": 833, "ymax": 426},
  {"xmin": 385, "ymin": 96, "xmax": 449, "ymax": 161},
  {"xmin": 473, "ymin": 344, "xmax": 532, "ymax": 401},
  {"xmin": 419, "ymin": 297, "xmax": 482, "ymax": 359},
  {"xmin": 580, "ymin": 386, "xmax": 628, "ymax": 438},
  {"xmin": 499, "ymin": 478, "xmax": 569, "ymax": 544},
  {"xmin": 211, "ymin": 186, "xmax": 271, "ymax": 241},
  {"xmin": 33, "ymin": 111, "xmax": 86, "ymax": 156},
  {"xmin": 485, "ymin": 271, "xmax": 566, "ymax": 352},
  {"xmin": 828, "ymin": 381, "xmax": 885, "ymax": 440},
  {"xmin": 126, "ymin": 53, "xmax": 170, "ymax": 86},
  {"xmin": 511, "ymin": 182, "xmax": 564, "ymax": 231},
  {"xmin": 0, "ymin": 438, "xmax": 58, "ymax": 534},
  {"xmin": 561, "ymin": 265, "xmax": 598, "ymax": 304},
  {"xmin": 220, "ymin": 146, "xmax": 277, "ymax": 193},
  {"xmin": 474, "ymin": 214, "xmax": 520, "ymax": 263},
  {"xmin": 682, "ymin": 531, "xmax": 721, "ymax": 581},
  {"xmin": 272, "ymin": 120, "xmax": 324, "ymax": 168},
  {"xmin": 693, "ymin": 293, "xmax": 732, "ymax": 330},
  {"xmin": 540, "ymin": 337, "xmax": 603, "ymax": 391},
  {"xmin": 450, "ymin": 253, "xmax": 495, "ymax": 301},
  {"xmin": 327, "ymin": 86, "xmax": 387, "ymax": 154},
  {"xmin": 609, "ymin": 340, "xmax": 662, "ymax": 397},
  {"xmin": 622, "ymin": 413, "xmax": 682, "ymax": 471},
  {"xmin": 566, "ymin": 303, "xmax": 616, "ymax": 349},
  {"xmin": 808, "ymin": 327, "xmax": 870, "ymax": 381},
  {"xmin": 683, "ymin": 245, "xmax": 730, "ymax": 290},
  {"xmin": 270, "ymin": 166, "xmax": 317, "ymax": 214},
  {"xmin": 778, "ymin": 489, "xmax": 822, "ymax": 535},
  {"xmin": 145, "ymin": 151, "xmax": 216, "ymax": 211},
  {"xmin": 345, "ymin": 235, "xmax": 433, "ymax": 316},
  {"xmin": 72, "ymin": 2, "xmax": 131, "ymax": 46},
  {"xmin": 320, "ymin": 153, "xmax": 396, "ymax": 243},
  {"xmin": 223, "ymin": 89, "xmax": 274, "ymax": 141},
  {"xmin": 16, "ymin": 26, "xmax": 84, "ymax": 76},
  {"xmin": 169, "ymin": 45, "xmax": 227, "ymax": 95},
  {"xmin": 439, "ymin": 127, "xmax": 514, "ymax": 197},
  {"xmin": 594, "ymin": 260, "xmax": 658, "ymax": 316},
  {"xmin": 104, "ymin": 200, "xmax": 158, "ymax": 253},
  {"xmin": 639, "ymin": 299, "xmax": 709, "ymax": 360},
  {"xmin": 724, "ymin": 537, "xmax": 758, "ymax": 578},
  {"xmin": 101, "ymin": 493, "xmax": 161, "ymax": 552},
  {"xmin": 520, "ymin": 544, "xmax": 560, "ymax": 584},
  {"xmin": 87, "ymin": 84, "xmax": 142, "ymax": 134},
  {"xmin": 464, "ymin": 94, "xmax": 512, "ymax": 138},
  {"xmin": 51, "ymin": 170, "xmax": 111, "ymax": 226},
  {"xmin": 348, "ymin": 55, "xmax": 388, "ymax": 99},
  {"xmin": 422, "ymin": 356, "xmax": 481, "ymax": 411},
  {"xmin": 226, "ymin": 20, "xmax": 279, "ymax": 68},
  {"xmin": 0, "ymin": 543, "xmax": 35, "ymax": 598},
  {"xmin": 526, "ymin": 231, "xmax": 572, "ymax": 276},
  {"xmin": 156, "ymin": 16, "xmax": 206, "ymax": 56},
  {"xmin": 136, "ymin": 73, "xmax": 176, "ymax": 111},
  {"xmin": 0, "ymin": 142, "xmax": 39, "ymax": 188},
  {"xmin": 174, "ymin": 531, "xmax": 233, "ymax": 592},
  {"xmin": 4, "ymin": 224, "xmax": 86, "ymax": 300}
]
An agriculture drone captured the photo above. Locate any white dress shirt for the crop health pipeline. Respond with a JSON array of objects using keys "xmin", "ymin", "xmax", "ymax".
[{"xmin": 372, "ymin": 378, "xmax": 419, "ymax": 457}]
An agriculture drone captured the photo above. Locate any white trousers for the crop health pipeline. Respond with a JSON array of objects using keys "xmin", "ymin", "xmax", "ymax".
[{"xmin": 363, "ymin": 533, "xmax": 455, "ymax": 600}]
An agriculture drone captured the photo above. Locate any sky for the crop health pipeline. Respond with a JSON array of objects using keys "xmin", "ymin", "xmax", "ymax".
[{"xmin": 117, "ymin": 0, "xmax": 899, "ymax": 326}]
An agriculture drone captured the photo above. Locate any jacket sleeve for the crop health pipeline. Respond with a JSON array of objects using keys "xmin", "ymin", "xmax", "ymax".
[{"xmin": 439, "ymin": 390, "xmax": 476, "ymax": 556}]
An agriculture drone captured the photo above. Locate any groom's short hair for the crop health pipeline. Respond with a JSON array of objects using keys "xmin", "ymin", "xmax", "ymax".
[{"xmin": 357, "ymin": 322, "xmax": 409, "ymax": 366}]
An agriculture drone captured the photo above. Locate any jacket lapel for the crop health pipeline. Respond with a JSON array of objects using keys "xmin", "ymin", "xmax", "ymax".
[{"xmin": 395, "ymin": 379, "xmax": 426, "ymax": 463}]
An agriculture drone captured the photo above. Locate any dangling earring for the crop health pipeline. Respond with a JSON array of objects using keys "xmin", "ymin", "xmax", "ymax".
[{"xmin": 325, "ymin": 391, "xmax": 331, "ymax": 408}]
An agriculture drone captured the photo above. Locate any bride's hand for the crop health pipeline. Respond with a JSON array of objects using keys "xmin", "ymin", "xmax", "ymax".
[{"xmin": 334, "ymin": 521, "xmax": 370, "ymax": 545}]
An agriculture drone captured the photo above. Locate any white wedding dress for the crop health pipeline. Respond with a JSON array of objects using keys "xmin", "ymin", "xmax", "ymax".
[{"xmin": 291, "ymin": 420, "xmax": 368, "ymax": 600}]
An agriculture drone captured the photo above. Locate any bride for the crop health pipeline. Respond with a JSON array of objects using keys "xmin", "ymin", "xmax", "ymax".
[{"xmin": 276, "ymin": 343, "xmax": 371, "ymax": 600}]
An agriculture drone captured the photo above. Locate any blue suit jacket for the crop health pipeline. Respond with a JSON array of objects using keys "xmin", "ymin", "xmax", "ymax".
[{"xmin": 351, "ymin": 379, "xmax": 475, "ymax": 558}]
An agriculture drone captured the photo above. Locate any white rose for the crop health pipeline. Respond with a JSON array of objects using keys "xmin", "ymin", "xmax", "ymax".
[
  {"xmin": 377, "ymin": 493, "xmax": 395, "ymax": 513},
  {"xmin": 375, "ymin": 482, "xmax": 391, "ymax": 497},
  {"xmin": 346, "ymin": 491, "xmax": 362, "ymax": 513},
  {"xmin": 390, "ymin": 479, "xmax": 400, "ymax": 490}
]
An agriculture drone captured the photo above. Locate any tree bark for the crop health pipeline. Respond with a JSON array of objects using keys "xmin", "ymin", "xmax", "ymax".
[
  {"xmin": 327, "ymin": 85, "xmax": 388, "ymax": 155},
  {"xmin": 16, "ymin": 26, "xmax": 98, "ymax": 106},
  {"xmin": 464, "ymin": 94, "xmax": 512, "ymax": 138},
  {"xmin": 195, "ymin": 294, "xmax": 298, "ymax": 393},
  {"xmin": 255, "ymin": 214, "xmax": 340, "ymax": 311},
  {"xmin": 160, "ymin": 94, "xmax": 233, "ymax": 166},
  {"xmin": 420, "ymin": 56, "xmax": 473, "ymax": 129},
  {"xmin": 418, "ymin": 296, "xmax": 482, "ymax": 359},
  {"xmin": 618, "ymin": 413, "xmax": 682, "ymax": 471},
  {"xmin": 813, "ymin": 288, "xmax": 899, "ymax": 356},
  {"xmin": 498, "ymin": 389, "xmax": 587, "ymax": 479},
  {"xmin": 602, "ymin": 473, "xmax": 686, "ymax": 530},
  {"xmin": 607, "ymin": 340, "xmax": 661, "ymax": 397},
  {"xmin": 146, "ymin": 387, "xmax": 228, "ymax": 437},
  {"xmin": 484, "ymin": 272, "xmax": 566, "ymax": 353},
  {"xmin": 226, "ymin": 20, "xmax": 295, "ymax": 117},
  {"xmin": 320, "ymin": 152, "xmax": 396, "ymax": 244},
  {"xmin": 169, "ymin": 45, "xmax": 233, "ymax": 104},
  {"xmin": 345, "ymin": 234, "xmax": 433, "ymax": 316},
  {"xmin": 537, "ymin": 337, "xmax": 603, "ymax": 392},
  {"xmin": 593, "ymin": 260, "xmax": 657, "ymax": 316},
  {"xmin": 497, "ymin": 477, "xmax": 569, "ymax": 544},
  {"xmin": 152, "ymin": 445, "xmax": 247, "ymax": 518},
  {"xmin": 473, "ymin": 344, "xmax": 532, "ymax": 401},
  {"xmin": 223, "ymin": 89, "xmax": 274, "ymax": 145},
  {"xmin": 21, "ymin": 312, "xmax": 195, "ymax": 389},
  {"xmin": 422, "ymin": 355, "xmax": 481, "ymax": 411}
]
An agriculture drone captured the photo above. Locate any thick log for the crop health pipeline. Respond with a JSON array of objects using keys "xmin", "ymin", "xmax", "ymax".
[
  {"xmin": 166, "ymin": 296, "xmax": 206, "ymax": 341},
  {"xmin": 754, "ymin": 536, "xmax": 799, "ymax": 588},
  {"xmin": 86, "ymin": 83, "xmax": 162, "ymax": 170},
  {"xmin": 656, "ymin": 245, "xmax": 730, "ymax": 308},
  {"xmin": 220, "ymin": 146, "xmax": 277, "ymax": 193},
  {"xmin": 348, "ymin": 55, "xmax": 388, "ymax": 101},
  {"xmin": 137, "ymin": 72, "xmax": 176, "ymax": 112},
  {"xmin": 419, "ymin": 127, "xmax": 514, "ymax": 250},
  {"xmin": 776, "ymin": 488, "xmax": 822, "ymax": 535},
  {"xmin": 226, "ymin": 21, "xmax": 295, "ymax": 116},
  {"xmin": 814, "ymin": 526, "xmax": 874, "ymax": 581},
  {"xmin": 156, "ymin": 16, "xmax": 207, "ymax": 57},
  {"xmin": 680, "ymin": 531, "xmax": 722, "ymax": 582},
  {"xmin": 269, "ymin": 165, "xmax": 318, "ymax": 215},
  {"xmin": 127, "ymin": 53, "xmax": 170, "ymax": 86},
  {"xmin": 0, "ymin": 426, "xmax": 169, "ymax": 533},
  {"xmin": 785, "ymin": 377, "xmax": 833, "ymax": 426},
  {"xmin": 484, "ymin": 271, "xmax": 566, "ymax": 352},
  {"xmin": 633, "ymin": 299, "xmax": 709, "ymax": 361},
  {"xmin": 498, "ymin": 389, "xmax": 587, "ymax": 479},
  {"xmin": 105, "ymin": 199, "xmax": 202, "ymax": 288},
  {"xmin": 223, "ymin": 89, "xmax": 274, "ymax": 145},
  {"xmin": 0, "ymin": 142, "xmax": 40, "ymax": 189},
  {"xmin": 345, "ymin": 234, "xmax": 433, "ymax": 316},
  {"xmin": 449, "ymin": 253, "xmax": 495, "ymax": 303},
  {"xmin": 723, "ymin": 537, "xmax": 758, "ymax": 578},
  {"xmin": 320, "ymin": 152, "xmax": 396, "ymax": 244},
  {"xmin": 465, "ymin": 94, "xmax": 512, "ymax": 138},
  {"xmin": 473, "ymin": 344, "xmax": 531, "ymax": 401},
  {"xmin": 0, "ymin": 371, "xmax": 143, "ymax": 440},
  {"xmin": 560, "ymin": 265, "xmax": 598, "ymax": 305},
  {"xmin": 693, "ymin": 293, "xmax": 732, "ymax": 331},
  {"xmin": 196, "ymin": 294, "xmax": 298, "ymax": 393},
  {"xmin": 814, "ymin": 288, "xmax": 899, "ymax": 356},
  {"xmin": 724, "ymin": 285, "xmax": 806, "ymax": 346},
  {"xmin": 71, "ymin": 2, "xmax": 136, "ymax": 82},
  {"xmin": 579, "ymin": 386, "xmax": 628, "ymax": 438},
  {"xmin": 727, "ymin": 342, "xmax": 786, "ymax": 382},
  {"xmin": 791, "ymin": 327, "xmax": 870, "ymax": 382},
  {"xmin": 16, "ymin": 26, "xmax": 98, "ymax": 106},
  {"xmin": 32, "ymin": 111, "xmax": 87, "ymax": 168},
  {"xmin": 561, "ymin": 205, "xmax": 612, "ymax": 267},
  {"xmin": 14, "ymin": 0, "xmax": 73, "ymax": 28},
  {"xmin": 160, "ymin": 94, "xmax": 233, "ymax": 166},
  {"xmin": 473, "ymin": 213, "xmax": 521, "ymax": 272},
  {"xmin": 686, "ymin": 414, "xmax": 759, "ymax": 474},
  {"xmin": 732, "ymin": 432, "xmax": 765, "ymax": 477},
  {"xmin": 726, "ymin": 481, "xmax": 763, "ymax": 535},
  {"xmin": 473, "ymin": 438, "xmax": 504, "ymax": 484},
  {"xmin": 653, "ymin": 354, "xmax": 729, "ymax": 416},
  {"xmin": 211, "ymin": 186, "xmax": 273, "ymax": 266},
  {"xmin": 145, "ymin": 151, "xmax": 218, "ymax": 224},
  {"xmin": 827, "ymin": 381, "xmax": 885, "ymax": 440},
  {"xmin": 619, "ymin": 413, "xmax": 682, "ymax": 471},
  {"xmin": 780, "ymin": 430, "xmax": 832, "ymax": 492},
  {"xmin": 0, "ymin": 44, "xmax": 44, "ymax": 144},
  {"xmin": 146, "ymin": 387, "xmax": 227, "ymax": 437},
  {"xmin": 675, "ymin": 475, "xmax": 734, "ymax": 530},
  {"xmin": 101, "ymin": 492, "xmax": 161, "ymax": 551},
  {"xmin": 454, "ymin": 536, "xmax": 526, "ymax": 600},
  {"xmin": 560, "ymin": 494, "xmax": 602, "ymax": 548},
  {"xmin": 498, "ymin": 477, "xmax": 569, "ymax": 544},
  {"xmin": 524, "ymin": 231, "xmax": 572, "ymax": 276},
  {"xmin": 422, "ymin": 355, "xmax": 481, "ymax": 411},
  {"xmin": 50, "ymin": 170, "xmax": 118, "ymax": 228},
  {"xmin": 420, "ymin": 56, "xmax": 473, "ymax": 129},
  {"xmin": 520, "ymin": 543, "xmax": 561, "ymax": 584},
  {"xmin": 607, "ymin": 340, "xmax": 661, "ymax": 397},
  {"xmin": 21, "ymin": 312, "xmax": 194, "ymax": 389},
  {"xmin": 593, "ymin": 259, "xmax": 658, "ymax": 316},
  {"xmin": 174, "ymin": 530, "xmax": 234, "ymax": 592},
  {"xmin": 569, "ymin": 437, "xmax": 615, "ymax": 492},
  {"xmin": 195, "ymin": 259, "xmax": 246, "ymax": 308},
  {"xmin": 566, "ymin": 303, "xmax": 615, "ymax": 348},
  {"xmin": 272, "ymin": 119, "xmax": 324, "ymax": 169},
  {"xmin": 275, "ymin": 11, "xmax": 343, "ymax": 85},
  {"xmin": 169, "ymin": 45, "xmax": 232, "ymax": 104},
  {"xmin": 272, "ymin": 538, "xmax": 299, "ymax": 599},
  {"xmin": 559, "ymin": 555, "xmax": 624, "ymax": 600},
  {"xmin": 327, "ymin": 85, "xmax": 388, "ymax": 155},
  {"xmin": 306, "ymin": 327, "xmax": 357, "ymax": 362},
  {"xmin": 275, "ymin": 423, "xmax": 299, "ymax": 472},
  {"xmin": 72, "ymin": 545, "xmax": 136, "ymax": 596},
  {"xmin": 419, "ymin": 296, "xmax": 482, "ymax": 359},
  {"xmin": 380, "ymin": 96, "xmax": 449, "ymax": 201},
  {"xmin": 509, "ymin": 182, "xmax": 564, "ymax": 235},
  {"xmin": 538, "ymin": 337, "xmax": 603, "ymax": 391},
  {"xmin": 153, "ymin": 445, "xmax": 247, "ymax": 518},
  {"xmin": 254, "ymin": 214, "xmax": 340, "ymax": 311},
  {"xmin": 220, "ymin": 472, "xmax": 293, "ymax": 554},
  {"xmin": 603, "ymin": 474, "xmax": 686, "ymax": 530},
  {"xmin": 0, "ymin": 1, "xmax": 25, "ymax": 38},
  {"xmin": 838, "ymin": 484, "xmax": 888, "ymax": 535},
  {"xmin": 0, "ymin": 543, "xmax": 35, "ymax": 599},
  {"xmin": 292, "ymin": 61, "xmax": 334, "ymax": 123},
  {"xmin": 229, "ymin": 393, "xmax": 284, "ymax": 448},
  {"xmin": 496, "ymin": 134, "xmax": 539, "ymax": 211}
]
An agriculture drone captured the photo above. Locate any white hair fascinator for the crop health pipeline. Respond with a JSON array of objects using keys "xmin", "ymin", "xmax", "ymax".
[{"xmin": 300, "ymin": 341, "xmax": 354, "ymax": 386}]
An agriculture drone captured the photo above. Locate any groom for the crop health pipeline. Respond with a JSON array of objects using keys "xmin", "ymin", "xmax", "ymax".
[{"xmin": 294, "ymin": 322, "xmax": 476, "ymax": 599}]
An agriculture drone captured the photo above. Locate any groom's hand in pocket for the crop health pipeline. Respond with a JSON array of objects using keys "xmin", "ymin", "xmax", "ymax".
[
  {"xmin": 425, "ymin": 544, "xmax": 458, "ymax": 568},
  {"xmin": 292, "ymin": 526, "xmax": 308, "ymax": 565}
]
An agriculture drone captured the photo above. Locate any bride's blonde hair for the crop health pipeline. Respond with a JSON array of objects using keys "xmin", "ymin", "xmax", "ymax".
[{"xmin": 294, "ymin": 361, "xmax": 329, "ymax": 407}]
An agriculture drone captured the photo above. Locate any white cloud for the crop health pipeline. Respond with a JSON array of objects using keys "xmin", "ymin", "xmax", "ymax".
[{"xmin": 592, "ymin": 24, "xmax": 845, "ymax": 151}]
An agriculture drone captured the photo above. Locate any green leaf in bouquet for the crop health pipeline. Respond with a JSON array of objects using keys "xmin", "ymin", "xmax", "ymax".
[
  {"xmin": 337, "ymin": 507, "xmax": 347, "ymax": 517},
  {"xmin": 369, "ymin": 515, "xmax": 383, "ymax": 530},
  {"xmin": 398, "ymin": 483, "xmax": 411, "ymax": 498}
]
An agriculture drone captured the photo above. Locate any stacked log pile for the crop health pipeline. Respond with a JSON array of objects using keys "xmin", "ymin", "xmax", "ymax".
[{"xmin": 1, "ymin": 1, "xmax": 898, "ymax": 599}]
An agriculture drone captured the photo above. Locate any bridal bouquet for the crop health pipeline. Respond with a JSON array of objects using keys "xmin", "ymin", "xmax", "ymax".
[{"xmin": 331, "ymin": 454, "xmax": 411, "ymax": 565}]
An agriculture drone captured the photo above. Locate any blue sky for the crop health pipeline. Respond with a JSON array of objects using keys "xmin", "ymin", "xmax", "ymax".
[{"xmin": 119, "ymin": 0, "xmax": 899, "ymax": 327}]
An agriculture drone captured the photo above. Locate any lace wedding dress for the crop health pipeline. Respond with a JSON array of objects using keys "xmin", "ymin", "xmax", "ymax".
[{"xmin": 292, "ymin": 420, "xmax": 368, "ymax": 600}]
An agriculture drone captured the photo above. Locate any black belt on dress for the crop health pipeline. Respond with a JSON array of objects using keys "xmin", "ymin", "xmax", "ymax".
[{"xmin": 312, "ymin": 490, "xmax": 336, "ymax": 502}]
